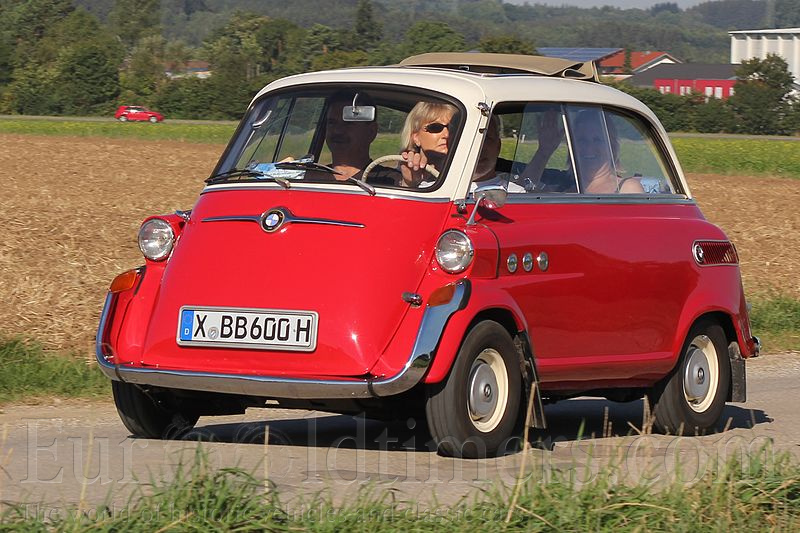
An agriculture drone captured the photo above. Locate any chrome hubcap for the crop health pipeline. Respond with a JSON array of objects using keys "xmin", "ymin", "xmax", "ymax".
[
  {"xmin": 469, "ymin": 363, "xmax": 498, "ymax": 419},
  {"xmin": 684, "ymin": 346, "xmax": 709, "ymax": 402},
  {"xmin": 682, "ymin": 334, "xmax": 719, "ymax": 413},
  {"xmin": 466, "ymin": 349, "xmax": 509, "ymax": 432}
]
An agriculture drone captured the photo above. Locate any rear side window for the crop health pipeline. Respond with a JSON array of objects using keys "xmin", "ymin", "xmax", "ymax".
[
  {"xmin": 488, "ymin": 102, "xmax": 680, "ymax": 196},
  {"xmin": 566, "ymin": 105, "xmax": 677, "ymax": 195}
]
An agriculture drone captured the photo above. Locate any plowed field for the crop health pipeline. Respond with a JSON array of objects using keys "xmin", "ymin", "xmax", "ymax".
[{"xmin": 1, "ymin": 134, "xmax": 798, "ymax": 354}]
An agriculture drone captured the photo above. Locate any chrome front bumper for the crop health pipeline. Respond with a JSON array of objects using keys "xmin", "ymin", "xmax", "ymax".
[{"xmin": 95, "ymin": 280, "xmax": 469, "ymax": 400}]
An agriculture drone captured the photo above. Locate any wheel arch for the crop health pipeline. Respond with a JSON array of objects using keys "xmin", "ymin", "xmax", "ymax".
[
  {"xmin": 424, "ymin": 283, "xmax": 529, "ymax": 385},
  {"xmin": 423, "ymin": 298, "xmax": 547, "ymax": 428},
  {"xmin": 687, "ymin": 310, "xmax": 743, "ymax": 403}
]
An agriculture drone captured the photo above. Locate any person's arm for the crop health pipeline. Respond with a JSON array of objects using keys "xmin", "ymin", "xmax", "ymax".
[
  {"xmin": 519, "ymin": 111, "xmax": 564, "ymax": 188},
  {"xmin": 619, "ymin": 177, "xmax": 645, "ymax": 194}
]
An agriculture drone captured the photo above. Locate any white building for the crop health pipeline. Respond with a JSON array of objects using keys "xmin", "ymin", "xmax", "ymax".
[{"xmin": 730, "ymin": 28, "xmax": 800, "ymax": 83}]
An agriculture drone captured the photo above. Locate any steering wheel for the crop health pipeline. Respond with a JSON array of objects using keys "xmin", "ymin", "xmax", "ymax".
[{"xmin": 362, "ymin": 154, "xmax": 440, "ymax": 183}]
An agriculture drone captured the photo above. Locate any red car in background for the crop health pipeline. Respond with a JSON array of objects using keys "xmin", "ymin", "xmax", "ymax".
[{"xmin": 114, "ymin": 105, "xmax": 164, "ymax": 123}]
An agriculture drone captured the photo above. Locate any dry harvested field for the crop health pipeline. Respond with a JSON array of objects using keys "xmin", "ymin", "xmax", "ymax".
[{"xmin": 1, "ymin": 133, "xmax": 799, "ymax": 355}]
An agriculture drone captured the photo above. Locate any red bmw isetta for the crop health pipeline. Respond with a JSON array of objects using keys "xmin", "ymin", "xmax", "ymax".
[{"xmin": 96, "ymin": 53, "xmax": 759, "ymax": 458}]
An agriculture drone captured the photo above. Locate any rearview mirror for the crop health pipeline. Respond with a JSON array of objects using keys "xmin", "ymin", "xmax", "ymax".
[
  {"xmin": 343, "ymin": 105, "xmax": 375, "ymax": 122},
  {"xmin": 467, "ymin": 184, "xmax": 508, "ymax": 225}
]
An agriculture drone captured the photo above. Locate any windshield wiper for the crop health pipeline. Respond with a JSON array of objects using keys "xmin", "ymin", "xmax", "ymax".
[
  {"xmin": 274, "ymin": 160, "xmax": 340, "ymax": 174},
  {"xmin": 343, "ymin": 176, "xmax": 376, "ymax": 196},
  {"xmin": 275, "ymin": 160, "xmax": 375, "ymax": 195},
  {"xmin": 205, "ymin": 167, "xmax": 290, "ymax": 188}
]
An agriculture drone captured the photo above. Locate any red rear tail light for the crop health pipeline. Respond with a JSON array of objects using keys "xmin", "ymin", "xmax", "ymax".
[{"xmin": 693, "ymin": 240, "xmax": 738, "ymax": 266}]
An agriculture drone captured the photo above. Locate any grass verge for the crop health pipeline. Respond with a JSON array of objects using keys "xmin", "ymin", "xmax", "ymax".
[
  {"xmin": 671, "ymin": 137, "xmax": 800, "ymax": 179},
  {"xmin": 0, "ymin": 338, "xmax": 109, "ymax": 404},
  {"xmin": 1, "ymin": 445, "xmax": 798, "ymax": 530},
  {"xmin": 749, "ymin": 295, "xmax": 800, "ymax": 352},
  {"xmin": 0, "ymin": 118, "xmax": 235, "ymax": 144}
]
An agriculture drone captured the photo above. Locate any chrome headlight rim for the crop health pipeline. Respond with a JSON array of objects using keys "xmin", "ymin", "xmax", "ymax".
[
  {"xmin": 435, "ymin": 229, "xmax": 475, "ymax": 274},
  {"xmin": 138, "ymin": 218, "xmax": 175, "ymax": 262}
]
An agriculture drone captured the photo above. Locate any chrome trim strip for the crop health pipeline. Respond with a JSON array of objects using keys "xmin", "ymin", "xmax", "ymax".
[
  {"xmin": 200, "ymin": 184, "xmax": 453, "ymax": 203},
  {"xmin": 470, "ymin": 194, "xmax": 694, "ymax": 206},
  {"xmin": 95, "ymin": 293, "xmax": 121, "ymax": 381},
  {"xmin": 371, "ymin": 279, "xmax": 469, "ymax": 397},
  {"xmin": 95, "ymin": 281, "xmax": 470, "ymax": 400},
  {"xmin": 202, "ymin": 207, "xmax": 364, "ymax": 229},
  {"xmin": 202, "ymin": 215, "xmax": 261, "ymax": 223}
]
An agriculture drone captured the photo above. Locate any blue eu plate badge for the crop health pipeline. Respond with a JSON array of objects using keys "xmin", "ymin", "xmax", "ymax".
[{"xmin": 179, "ymin": 310, "xmax": 195, "ymax": 341}]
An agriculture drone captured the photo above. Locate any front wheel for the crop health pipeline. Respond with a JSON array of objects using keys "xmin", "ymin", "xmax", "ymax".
[
  {"xmin": 649, "ymin": 320, "xmax": 731, "ymax": 434},
  {"xmin": 112, "ymin": 381, "xmax": 199, "ymax": 439},
  {"xmin": 425, "ymin": 321, "xmax": 522, "ymax": 458},
  {"xmin": 149, "ymin": 116, "xmax": 157, "ymax": 123}
]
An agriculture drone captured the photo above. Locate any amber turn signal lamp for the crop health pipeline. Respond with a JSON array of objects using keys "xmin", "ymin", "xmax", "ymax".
[
  {"xmin": 109, "ymin": 269, "xmax": 140, "ymax": 294},
  {"xmin": 428, "ymin": 283, "xmax": 457, "ymax": 307}
]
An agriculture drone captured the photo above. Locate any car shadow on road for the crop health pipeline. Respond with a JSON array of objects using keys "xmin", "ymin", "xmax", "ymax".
[
  {"xmin": 182, "ymin": 414, "xmax": 438, "ymax": 452},
  {"xmin": 177, "ymin": 398, "xmax": 771, "ymax": 454},
  {"xmin": 528, "ymin": 398, "xmax": 772, "ymax": 450}
]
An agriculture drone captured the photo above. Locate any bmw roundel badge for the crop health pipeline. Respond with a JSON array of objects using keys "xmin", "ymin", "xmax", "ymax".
[{"xmin": 260, "ymin": 209, "xmax": 285, "ymax": 233}]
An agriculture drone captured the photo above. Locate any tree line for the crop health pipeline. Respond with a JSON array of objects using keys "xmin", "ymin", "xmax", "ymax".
[{"xmin": 0, "ymin": 0, "xmax": 797, "ymax": 134}]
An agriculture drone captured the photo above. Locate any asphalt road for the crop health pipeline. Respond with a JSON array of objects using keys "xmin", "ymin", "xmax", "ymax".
[{"xmin": 1, "ymin": 352, "xmax": 797, "ymax": 516}]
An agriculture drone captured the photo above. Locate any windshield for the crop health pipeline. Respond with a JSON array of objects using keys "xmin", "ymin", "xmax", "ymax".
[{"xmin": 212, "ymin": 86, "xmax": 463, "ymax": 191}]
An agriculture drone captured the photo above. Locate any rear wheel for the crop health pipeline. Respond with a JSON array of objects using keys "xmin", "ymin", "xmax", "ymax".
[
  {"xmin": 650, "ymin": 319, "xmax": 730, "ymax": 434},
  {"xmin": 425, "ymin": 321, "xmax": 522, "ymax": 458},
  {"xmin": 112, "ymin": 381, "xmax": 199, "ymax": 439},
  {"xmin": 118, "ymin": 116, "xmax": 127, "ymax": 122}
]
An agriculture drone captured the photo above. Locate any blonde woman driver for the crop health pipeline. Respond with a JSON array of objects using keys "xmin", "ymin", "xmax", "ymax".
[{"xmin": 399, "ymin": 101, "xmax": 457, "ymax": 187}]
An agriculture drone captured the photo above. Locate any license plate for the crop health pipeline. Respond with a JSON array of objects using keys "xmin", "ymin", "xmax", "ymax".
[{"xmin": 177, "ymin": 306, "xmax": 318, "ymax": 351}]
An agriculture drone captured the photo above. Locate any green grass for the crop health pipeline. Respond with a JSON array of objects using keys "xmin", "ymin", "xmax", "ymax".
[
  {"xmin": 749, "ymin": 295, "xmax": 800, "ymax": 352},
  {"xmin": 671, "ymin": 137, "xmax": 800, "ymax": 179},
  {"xmin": 1, "ymin": 444, "xmax": 798, "ymax": 530},
  {"xmin": 0, "ymin": 338, "xmax": 109, "ymax": 404},
  {"xmin": 0, "ymin": 118, "xmax": 235, "ymax": 144}
]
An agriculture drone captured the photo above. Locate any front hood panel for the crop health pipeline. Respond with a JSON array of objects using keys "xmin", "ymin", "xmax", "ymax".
[{"xmin": 141, "ymin": 189, "xmax": 451, "ymax": 377}]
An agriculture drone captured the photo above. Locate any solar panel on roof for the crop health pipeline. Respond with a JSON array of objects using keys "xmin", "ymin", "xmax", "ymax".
[{"xmin": 538, "ymin": 47, "xmax": 622, "ymax": 62}]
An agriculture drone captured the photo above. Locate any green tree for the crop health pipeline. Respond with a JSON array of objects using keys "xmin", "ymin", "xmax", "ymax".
[
  {"xmin": 729, "ymin": 54, "xmax": 797, "ymax": 135},
  {"xmin": 0, "ymin": 0, "xmax": 75, "ymax": 66},
  {"xmin": 310, "ymin": 49, "xmax": 370, "ymax": 71},
  {"xmin": 56, "ymin": 42, "xmax": 120, "ymax": 114},
  {"xmin": 164, "ymin": 39, "xmax": 192, "ymax": 75},
  {"xmin": 205, "ymin": 13, "xmax": 280, "ymax": 80},
  {"xmin": 690, "ymin": 96, "xmax": 736, "ymax": 133},
  {"xmin": 623, "ymin": 48, "xmax": 633, "ymax": 74},
  {"xmin": 354, "ymin": 0, "xmax": 382, "ymax": 50},
  {"xmin": 120, "ymin": 35, "xmax": 168, "ymax": 102},
  {"xmin": 2, "ymin": 64, "xmax": 58, "ymax": 114},
  {"xmin": 478, "ymin": 35, "xmax": 535, "ymax": 55},
  {"xmin": 402, "ymin": 21, "xmax": 465, "ymax": 56},
  {"xmin": 109, "ymin": 0, "xmax": 161, "ymax": 48}
]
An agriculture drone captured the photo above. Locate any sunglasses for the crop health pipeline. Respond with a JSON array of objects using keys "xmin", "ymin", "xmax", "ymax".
[{"xmin": 423, "ymin": 122, "xmax": 450, "ymax": 133}]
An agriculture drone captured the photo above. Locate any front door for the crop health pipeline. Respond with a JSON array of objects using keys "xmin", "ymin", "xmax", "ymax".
[{"xmin": 473, "ymin": 103, "xmax": 696, "ymax": 387}]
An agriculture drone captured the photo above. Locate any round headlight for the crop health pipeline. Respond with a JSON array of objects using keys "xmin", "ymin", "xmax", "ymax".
[
  {"xmin": 435, "ymin": 230, "xmax": 474, "ymax": 273},
  {"xmin": 138, "ymin": 219, "xmax": 174, "ymax": 261}
]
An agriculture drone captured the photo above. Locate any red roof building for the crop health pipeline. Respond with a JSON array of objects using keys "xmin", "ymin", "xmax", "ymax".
[{"xmin": 600, "ymin": 51, "xmax": 681, "ymax": 77}]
